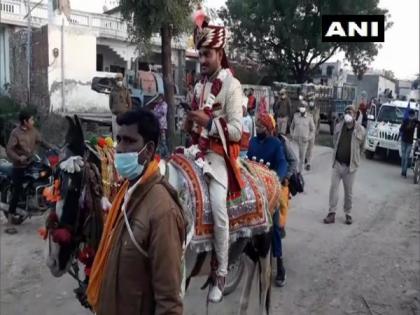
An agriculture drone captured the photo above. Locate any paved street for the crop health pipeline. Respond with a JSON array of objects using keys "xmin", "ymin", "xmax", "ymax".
[{"xmin": 1, "ymin": 142, "xmax": 419, "ymax": 315}]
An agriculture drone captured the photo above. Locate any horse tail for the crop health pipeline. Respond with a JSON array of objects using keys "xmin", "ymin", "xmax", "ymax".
[{"xmin": 258, "ymin": 256, "xmax": 262, "ymax": 305}]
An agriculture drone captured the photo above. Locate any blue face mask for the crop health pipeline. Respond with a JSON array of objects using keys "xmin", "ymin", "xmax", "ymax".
[{"xmin": 114, "ymin": 145, "xmax": 148, "ymax": 180}]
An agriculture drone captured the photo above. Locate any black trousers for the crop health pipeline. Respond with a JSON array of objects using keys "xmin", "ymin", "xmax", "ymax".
[{"xmin": 9, "ymin": 167, "xmax": 26, "ymax": 215}]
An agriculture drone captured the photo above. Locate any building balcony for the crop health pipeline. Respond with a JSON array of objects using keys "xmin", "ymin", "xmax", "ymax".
[
  {"xmin": 1, "ymin": 0, "xmax": 187, "ymax": 49},
  {"xmin": 1, "ymin": 0, "xmax": 127, "ymax": 39}
]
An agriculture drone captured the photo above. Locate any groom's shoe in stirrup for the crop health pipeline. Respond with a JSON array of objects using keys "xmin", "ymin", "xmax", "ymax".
[{"xmin": 208, "ymin": 276, "xmax": 225, "ymax": 303}]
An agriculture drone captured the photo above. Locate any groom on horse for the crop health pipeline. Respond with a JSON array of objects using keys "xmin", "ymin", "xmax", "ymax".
[{"xmin": 184, "ymin": 11, "xmax": 244, "ymax": 303}]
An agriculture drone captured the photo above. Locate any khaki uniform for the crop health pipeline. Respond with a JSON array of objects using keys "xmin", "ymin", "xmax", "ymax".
[
  {"xmin": 291, "ymin": 112, "xmax": 315, "ymax": 173},
  {"xmin": 305, "ymin": 105, "xmax": 321, "ymax": 165}
]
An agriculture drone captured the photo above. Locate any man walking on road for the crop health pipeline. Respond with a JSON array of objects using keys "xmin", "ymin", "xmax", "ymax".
[
  {"xmin": 247, "ymin": 88, "xmax": 257, "ymax": 116},
  {"xmin": 273, "ymin": 88, "xmax": 292, "ymax": 135},
  {"xmin": 324, "ymin": 105, "xmax": 366, "ymax": 225},
  {"xmin": 87, "ymin": 110, "xmax": 185, "ymax": 315},
  {"xmin": 305, "ymin": 100, "xmax": 320, "ymax": 171},
  {"xmin": 109, "ymin": 73, "xmax": 132, "ymax": 140},
  {"xmin": 290, "ymin": 101, "xmax": 315, "ymax": 173},
  {"xmin": 247, "ymin": 113, "xmax": 288, "ymax": 287},
  {"xmin": 399, "ymin": 109, "xmax": 419, "ymax": 177}
]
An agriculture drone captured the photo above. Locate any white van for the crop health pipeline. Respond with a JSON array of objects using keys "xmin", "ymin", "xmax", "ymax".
[{"xmin": 365, "ymin": 100, "xmax": 419, "ymax": 159}]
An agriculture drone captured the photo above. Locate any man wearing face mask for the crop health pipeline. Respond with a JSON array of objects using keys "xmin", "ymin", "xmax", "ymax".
[
  {"xmin": 324, "ymin": 105, "xmax": 366, "ymax": 225},
  {"xmin": 87, "ymin": 110, "xmax": 185, "ymax": 315},
  {"xmin": 399, "ymin": 109, "xmax": 420, "ymax": 177},
  {"xmin": 273, "ymin": 88, "xmax": 292, "ymax": 135},
  {"xmin": 247, "ymin": 113, "xmax": 288, "ymax": 286},
  {"xmin": 109, "ymin": 72, "xmax": 132, "ymax": 140},
  {"xmin": 290, "ymin": 99, "xmax": 315, "ymax": 173},
  {"xmin": 304, "ymin": 99, "xmax": 320, "ymax": 171}
]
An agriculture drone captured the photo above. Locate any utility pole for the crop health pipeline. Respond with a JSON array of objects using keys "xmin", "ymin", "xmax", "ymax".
[
  {"xmin": 24, "ymin": 0, "xmax": 43, "ymax": 106},
  {"xmin": 26, "ymin": 0, "xmax": 32, "ymax": 106}
]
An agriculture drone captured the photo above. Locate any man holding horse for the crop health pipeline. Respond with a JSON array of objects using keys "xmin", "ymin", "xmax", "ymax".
[
  {"xmin": 87, "ymin": 110, "xmax": 186, "ymax": 315},
  {"xmin": 184, "ymin": 13, "xmax": 244, "ymax": 303}
]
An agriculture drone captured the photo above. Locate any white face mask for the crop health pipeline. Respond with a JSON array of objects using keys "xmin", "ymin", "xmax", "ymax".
[
  {"xmin": 344, "ymin": 114, "xmax": 353, "ymax": 123},
  {"xmin": 116, "ymin": 81, "xmax": 123, "ymax": 87},
  {"xmin": 299, "ymin": 107, "xmax": 306, "ymax": 113},
  {"xmin": 309, "ymin": 102, "xmax": 315, "ymax": 108}
]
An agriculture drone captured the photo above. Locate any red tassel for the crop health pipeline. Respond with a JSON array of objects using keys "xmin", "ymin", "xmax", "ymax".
[{"xmin": 193, "ymin": 8, "xmax": 206, "ymax": 28}]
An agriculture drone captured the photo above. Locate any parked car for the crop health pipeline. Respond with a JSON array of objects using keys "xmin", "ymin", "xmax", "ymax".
[{"xmin": 364, "ymin": 100, "xmax": 419, "ymax": 160}]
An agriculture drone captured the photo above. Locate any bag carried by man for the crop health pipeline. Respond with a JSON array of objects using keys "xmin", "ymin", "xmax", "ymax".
[{"xmin": 289, "ymin": 172, "xmax": 304, "ymax": 196}]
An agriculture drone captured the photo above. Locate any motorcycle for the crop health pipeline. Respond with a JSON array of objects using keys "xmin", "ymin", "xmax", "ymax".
[{"xmin": 0, "ymin": 149, "xmax": 59, "ymax": 224}]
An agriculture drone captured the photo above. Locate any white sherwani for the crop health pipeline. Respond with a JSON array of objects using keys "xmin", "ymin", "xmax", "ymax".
[
  {"xmin": 192, "ymin": 69, "xmax": 243, "ymax": 188},
  {"xmin": 190, "ymin": 68, "xmax": 243, "ymax": 277}
]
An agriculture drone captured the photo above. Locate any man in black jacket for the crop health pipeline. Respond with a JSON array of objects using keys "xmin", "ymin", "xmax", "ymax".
[{"xmin": 400, "ymin": 109, "xmax": 420, "ymax": 177}]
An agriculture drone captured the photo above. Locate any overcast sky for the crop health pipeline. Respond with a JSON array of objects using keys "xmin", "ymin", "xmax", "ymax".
[{"xmin": 69, "ymin": 0, "xmax": 419, "ymax": 80}]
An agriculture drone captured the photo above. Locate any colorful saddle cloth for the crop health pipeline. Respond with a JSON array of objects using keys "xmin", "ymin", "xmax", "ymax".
[{"xmin": 169, "ymin": 154, "xmax": 280, "ymax": 252}]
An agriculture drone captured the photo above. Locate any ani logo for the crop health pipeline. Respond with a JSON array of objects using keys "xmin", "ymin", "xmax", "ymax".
[{"xmin": 322, "ymin": 15, "xmax": 385, "ymax": 42}]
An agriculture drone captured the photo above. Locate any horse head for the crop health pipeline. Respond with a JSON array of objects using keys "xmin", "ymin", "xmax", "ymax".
[{"xmin": 45, "ymin": 115, "xmax": 103, "ymax": 278}]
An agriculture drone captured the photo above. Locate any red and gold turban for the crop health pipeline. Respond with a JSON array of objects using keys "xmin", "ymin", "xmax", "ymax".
[
  {"xmin": 258, "ymin": 113, "xmax": 275, "ymax": 133},
  {"xmin": 193, "ymin": 8, "xmax": 229, "ymax": 68}
]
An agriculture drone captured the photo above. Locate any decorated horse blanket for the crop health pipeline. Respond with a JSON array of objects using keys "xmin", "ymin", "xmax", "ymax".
[{"xmin": 169, "ymin": 154, "xmax": 281, "ymax": 252}]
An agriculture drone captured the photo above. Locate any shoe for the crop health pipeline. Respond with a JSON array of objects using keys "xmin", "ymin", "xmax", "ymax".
[
  {"xmin": 4, "ymin": 227, "xmax": 18, "ymax": 235},
  {"xmin": 345, "ymin": 215, "xmax": 353, "ymax": 225},
  {"xmin": 275, "ymin": 275, "xmax": 287, "ymax": 287},
  {"xmin": 402, "ymin": 172, "xmax": 407, "ymax": 177},
  {"xmin": 208, "ymin": 276, "xmax": 225, "ymax": 303},
  {"xmin": 305, "ymin": 164, "xmax": 311, "ymax": 171},
  {"xmin": 9, "ymin": 213, "xmax": 26, "ymax": 225},
  {"xmin": 323, "ymin": 212, "xmax": 335, "ymax": 224},
  {"xmin": 275, "ymin": 258, "xmax": 286, "ymax": 287}
]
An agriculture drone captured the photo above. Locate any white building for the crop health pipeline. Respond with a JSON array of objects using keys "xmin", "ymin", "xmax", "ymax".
[
  {"xmin": 0, "ymin": 0, "xmax": 189, "ymax": 113},
  {"xmin": 396, "ymin": 79, "xmax": 413, "ymax": 100}
]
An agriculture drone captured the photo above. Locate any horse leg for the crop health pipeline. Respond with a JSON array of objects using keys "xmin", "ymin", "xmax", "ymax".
[
  {"xmin": 238, "ymin": 256, "xmax": 257, "ymax": 315},
  {"xmin": 258, "ymin": 249, "xmax": 272, "ymax": 315}
]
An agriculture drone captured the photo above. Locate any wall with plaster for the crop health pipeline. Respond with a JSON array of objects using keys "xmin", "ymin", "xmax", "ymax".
[{"xmin": 48, "ymin": 24, "xmax": 110, "ymax": 112}]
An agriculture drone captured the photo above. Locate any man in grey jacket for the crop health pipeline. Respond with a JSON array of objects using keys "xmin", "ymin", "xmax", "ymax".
[{"xmin": 324, "ymin": 105, "xmax": 366, "ymax": 225}]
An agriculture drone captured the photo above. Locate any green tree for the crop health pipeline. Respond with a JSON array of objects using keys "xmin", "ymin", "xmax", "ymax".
[
  {"xmin": 382, "ymin": 69, "xmax": 396, "ymax": 82},
  {"xmin": 119, "ymin": 0, "xmax": 199, "ymax": 150},
  {"xmin": 220, "ymin": 0, "xmax": 392, "ymax": 83}
]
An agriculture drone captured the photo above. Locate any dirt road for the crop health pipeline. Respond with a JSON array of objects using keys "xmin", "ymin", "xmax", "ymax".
[{"xmin": 1, "ymin": 143, "xmax": 419, "ymax": 315}]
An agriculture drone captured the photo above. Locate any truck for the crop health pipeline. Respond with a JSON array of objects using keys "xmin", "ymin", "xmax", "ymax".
[
  {"xmin": 364, "ymin": 100, "xmax": 419, "ymax": 159},
  {"xmin": 91, "ymin": 67, "xmax": 165, "ymax": 110},
  {"xmin": 272, "ymin": 82, "xmax": 357, "ymax": 134},
  {"xmin": 88, "ymin": 59, "xmax": 184, "ymax": 131}
]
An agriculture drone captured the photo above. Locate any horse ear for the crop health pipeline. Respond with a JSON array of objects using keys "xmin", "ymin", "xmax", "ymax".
[
  {"xmin": 65, "ymin": 116, "xmax": 75, "ymax": 129},
  {"xmin": 64, "ymin": 116, "xmax": 76, "ymax": 144},
  {"xmin": 72, "ymin": 115, "xmax": 85, "ymax": 156},
  {"xmin": 74, "ymin": 115, "xmax": 85, "ymax": 142}
]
